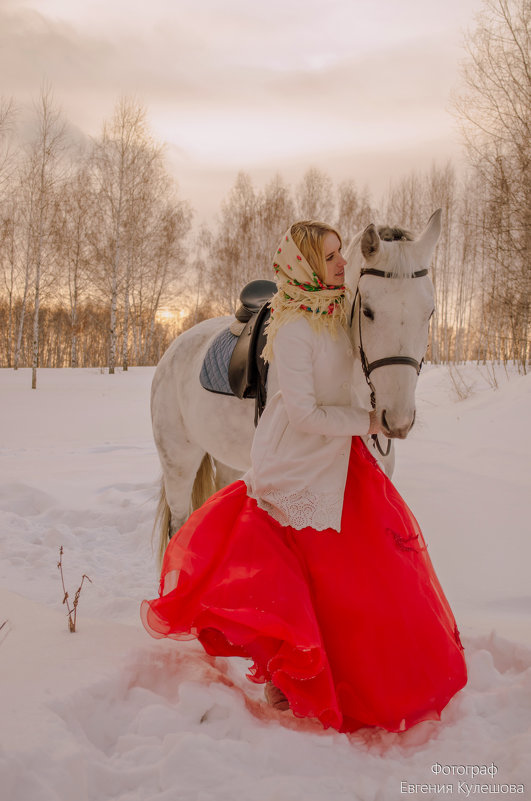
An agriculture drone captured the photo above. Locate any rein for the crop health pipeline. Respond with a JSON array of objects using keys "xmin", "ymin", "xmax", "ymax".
[{"xmin": 350, "ymin": 266, "xmax": 429, "ymax": 457}]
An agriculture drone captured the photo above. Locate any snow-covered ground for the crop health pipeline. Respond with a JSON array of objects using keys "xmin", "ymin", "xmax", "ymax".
[{"xmin": 0, "ymin": 364, "xmax": 529, "ymax": 801}]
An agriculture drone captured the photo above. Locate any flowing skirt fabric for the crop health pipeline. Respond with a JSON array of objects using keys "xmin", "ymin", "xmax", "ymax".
[{"xmin": 141, "ymin": 437, "xmax": 467, "ymax": 733}]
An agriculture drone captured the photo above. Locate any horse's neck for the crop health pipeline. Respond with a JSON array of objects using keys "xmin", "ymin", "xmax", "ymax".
[
  {"xmin": 344, "ymin": 235, "xmax": 375, "ymax": 412},
  {"xmin": 344, "ymin": 232, "xmax": 363, "ymax": 292},
  {"xmin": 343, "ymin": 232, "xmax": 363, "ymax": 352}
]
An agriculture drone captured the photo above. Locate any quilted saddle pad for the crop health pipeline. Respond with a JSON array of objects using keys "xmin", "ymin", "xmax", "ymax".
[{"xmin": 199, "ymin": 327, "xmax": 238, "ymax": 396}]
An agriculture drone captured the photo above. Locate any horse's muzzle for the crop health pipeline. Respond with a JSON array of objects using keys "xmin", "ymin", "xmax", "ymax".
[{"xmin": 381, "ymin": 409, "xmax": 416, "ymax": 439}]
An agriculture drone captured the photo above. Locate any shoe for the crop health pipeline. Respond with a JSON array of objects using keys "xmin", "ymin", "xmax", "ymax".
[{"xmin": 264, "ymin": 681, "xmax": 290, "ymax": 711}]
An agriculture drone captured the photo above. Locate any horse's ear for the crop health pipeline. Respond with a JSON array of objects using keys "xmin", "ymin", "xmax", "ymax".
[
  {"xmin": 361, "ymin": 224, "xmax": 380, "ymax": 260},
  {"xmin": 416, "ymin": 209, "xmax": 442, "ymax": 262}
]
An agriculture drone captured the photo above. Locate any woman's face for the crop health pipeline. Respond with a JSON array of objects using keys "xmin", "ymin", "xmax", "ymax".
[{"xmin": 323, "ymin": 232, "xmax": 347, "ymax": 286}]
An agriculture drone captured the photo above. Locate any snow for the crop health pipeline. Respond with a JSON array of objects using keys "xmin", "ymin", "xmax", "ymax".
[{"xmin": 0, "ymin": 364, "xmax": 530, "ymax": 801}]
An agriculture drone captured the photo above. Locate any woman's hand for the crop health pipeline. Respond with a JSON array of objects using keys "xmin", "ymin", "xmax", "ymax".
[{"xmin": 368, "ymin": 410, "xmax": 382, "ymax": 435}]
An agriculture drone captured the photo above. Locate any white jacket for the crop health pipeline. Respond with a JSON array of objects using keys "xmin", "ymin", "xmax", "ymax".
[{"xmin": 243, "ymin": 316, "xmax": 371, "ymax": 531}]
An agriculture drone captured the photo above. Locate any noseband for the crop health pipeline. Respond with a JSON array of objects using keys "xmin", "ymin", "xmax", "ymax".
[{"xmin": 350, "ymin": 266, "xmax": 429, "ymax": 457}]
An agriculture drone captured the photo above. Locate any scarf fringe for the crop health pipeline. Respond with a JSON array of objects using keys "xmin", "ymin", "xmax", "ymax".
[{"xmin": 262, "ymin": 288, "xmax": 349, "ymax": 363}]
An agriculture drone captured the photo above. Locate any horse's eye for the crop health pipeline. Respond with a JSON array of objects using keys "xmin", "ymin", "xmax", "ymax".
[{"xmin": 363, "ymin": 307, "xmax": 374, "ymax": 320}]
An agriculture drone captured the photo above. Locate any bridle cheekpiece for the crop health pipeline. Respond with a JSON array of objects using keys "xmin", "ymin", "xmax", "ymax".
[{"xmin": 350, "ymin": 266, "xmax": 429, "ymax": 457}]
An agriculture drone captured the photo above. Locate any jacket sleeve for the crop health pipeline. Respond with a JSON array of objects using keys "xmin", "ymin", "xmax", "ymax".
[{"xmin": 272, "ymin": 320, "xmax": 371, "ymax": 436}]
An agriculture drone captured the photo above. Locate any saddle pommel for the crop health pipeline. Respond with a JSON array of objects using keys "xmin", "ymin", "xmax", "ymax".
[{"xmin": 234, "ymin": 280, "xmax": 277, "ymax": 324}]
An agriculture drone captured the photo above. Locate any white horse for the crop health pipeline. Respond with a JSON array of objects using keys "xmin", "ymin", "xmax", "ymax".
[{"xmin": 151, "ymin": 210, "xmax": 441, "ymax": 561}]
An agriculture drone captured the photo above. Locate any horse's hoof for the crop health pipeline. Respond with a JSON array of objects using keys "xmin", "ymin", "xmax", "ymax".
[{"xmin": 265, "ymin": 681, "xmax": 290, "ymax": 711}]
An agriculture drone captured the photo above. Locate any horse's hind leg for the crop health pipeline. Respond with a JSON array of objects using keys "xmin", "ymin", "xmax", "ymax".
[
  {"xmin": 160, "ymin": 457, "xmax": 240, "ymax": 539},
  {"xmin": 213, "ymin": 459, "xmax": 243, "ymax": 492},
  {"xmin": 155, "ymin": 453, "xmax": 239, "ymax": 563},
  {"xmin": 162, "ymin": 443, "xmax": 206, "ymax": 535},
  {"xmin": 152, "ymin": 392, "xmax": 206, "ymax": 537}
]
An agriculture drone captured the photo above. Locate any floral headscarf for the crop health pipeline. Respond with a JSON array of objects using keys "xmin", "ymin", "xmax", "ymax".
[{"xmin": 261, "ymin": 226, "xmax": 348, "ymax": 363}]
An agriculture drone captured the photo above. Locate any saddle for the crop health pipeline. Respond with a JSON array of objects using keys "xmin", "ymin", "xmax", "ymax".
[{"xmin": 228, "ymin": 279, "xmax": 276, "ymax": 425}]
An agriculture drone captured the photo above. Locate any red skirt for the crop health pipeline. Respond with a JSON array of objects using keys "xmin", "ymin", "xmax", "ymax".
[{"xmin": 141, "ymin": 437, "xmax": 467, "ymax": 733}]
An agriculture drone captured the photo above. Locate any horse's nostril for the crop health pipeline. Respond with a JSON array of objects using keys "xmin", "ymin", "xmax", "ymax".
[{"xmin": 382, "ymin": 410, "xmax": 389, "ymax": 431}]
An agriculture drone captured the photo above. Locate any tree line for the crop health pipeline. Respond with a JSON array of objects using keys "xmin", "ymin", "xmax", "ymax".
[
  {"xmin": 0, "ymin": 90, "xmax": 191, "ymax": 384},
  {"xmin": 0, "ymin": 0, "xmax": 528, "ymax": 382}
]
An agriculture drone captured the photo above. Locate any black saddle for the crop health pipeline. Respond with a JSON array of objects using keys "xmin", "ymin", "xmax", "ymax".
[
  {"xmin": 234, "ymin": 279, "xmax": 277, "ymax": 324},
  {"xmin": 228, "ymin": 279, "xmax": 276, "ymax": 425}
]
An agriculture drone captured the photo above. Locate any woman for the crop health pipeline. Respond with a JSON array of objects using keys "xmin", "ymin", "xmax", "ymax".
[{"xmin": 141, "ymin": 221, "xmax": 467, "ymax": 734}]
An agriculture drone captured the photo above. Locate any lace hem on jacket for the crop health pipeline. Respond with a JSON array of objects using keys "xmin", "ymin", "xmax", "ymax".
[{"xmin": 245, "ymin": 482, "xmax": 343, "ymax": 532}]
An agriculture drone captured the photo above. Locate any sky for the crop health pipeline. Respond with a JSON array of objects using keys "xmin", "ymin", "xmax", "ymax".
[{"xmin": 0, "ymin": 0, "xmax": 486, "ymax": 222}]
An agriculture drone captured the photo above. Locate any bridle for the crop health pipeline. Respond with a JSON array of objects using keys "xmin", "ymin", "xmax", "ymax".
[{"xmin": 350, "ymin": 266, "xmax": 429, "ymax": 457}]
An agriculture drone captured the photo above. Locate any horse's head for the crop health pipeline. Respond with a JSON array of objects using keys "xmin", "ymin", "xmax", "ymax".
[{"xmin": 346, "ymin": 209, "xmax": 441, "ymax": 439}]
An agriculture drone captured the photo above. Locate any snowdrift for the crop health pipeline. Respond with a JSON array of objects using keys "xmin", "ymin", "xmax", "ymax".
[{"xmin": 0, "ymin": 365, "xmax": 529, "ymax": 801}]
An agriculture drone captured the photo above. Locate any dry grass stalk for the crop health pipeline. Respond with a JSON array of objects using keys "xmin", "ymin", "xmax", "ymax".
[
  {"xmin": 57, "ymin": 546, "xmax": 92, "ymax": 633},
  {"xmin": 0, "ymin": 619, "xmax": 11, "ymax": 646},
  {"xmin": 448, "ymin": 363, "xmax": 474, "ymax": 401}
]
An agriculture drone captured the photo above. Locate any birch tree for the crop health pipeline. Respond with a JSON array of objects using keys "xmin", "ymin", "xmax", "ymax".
[
  {"xmin": 54, "ymin": 162, "xmax": 93, "ymax": 367},
  {"xmin": 336, "ymin": 181, "xmax": 373, "ymax": 245},
  {"xmin": 0, "ymin": 97, "xmax": 16, "ymax": 193},
  {"xmin": 15, "ymin": 87, "xmax": 66, "ymax": 386},
  {"xmin": 91, "ymin": 98, "xmax": 153, "ymax": 374},
  {"xmin": 0, "ymin": 98, "xmax": 18, "ymax": 367},
  {"xmin": 296, "ymin": 167, "xmax": 334, "ymax": 221},
  {"xmin": 207, "ymin": 172, "xmax": 259, "ymax": 313},
  {"xmin": 31, "ymin": 89, "xmax": 65, "ymax": 388},
  {"xmin": 0, "ymin": 194, "xmax": 21, "ymax": 367},
  {"xmin": 256, "ymin": 174, "xmax": 295, "ymax": 271},
  {"xmin": 206, "ymin": 172, "xmax": 296, "ymax": 313},
  {"xmin": 129, "ymin": 183, "xmax": 191, "ymax": 365},
  {"xmin": 454, "ymin": 0, "xmax": 530, "ymax": 368},
  {"xmin": 13, "ymin": 169, "xmax": 32, "ymax": 370}
]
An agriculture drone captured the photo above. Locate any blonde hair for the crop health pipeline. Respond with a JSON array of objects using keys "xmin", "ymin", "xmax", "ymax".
[{"xmin": 290, "ymin": 221, "xmax": 342, "ymax": 283}]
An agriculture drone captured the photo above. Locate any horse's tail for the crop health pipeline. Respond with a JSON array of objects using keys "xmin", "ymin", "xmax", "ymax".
[
  {"xmin": 154, "ymin": 478, "xmax": 172, "ymax": 569},
  {"xmin": 191, "ymin": 452, "xmax": 216, "ymax": 512},
  {"xmin": 154, "ymin": 453, "xmax": 216, "ymax": 569}
]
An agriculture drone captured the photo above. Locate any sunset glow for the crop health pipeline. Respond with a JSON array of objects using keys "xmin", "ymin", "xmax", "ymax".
[
  {"xmin": 1, "ymin": 0, "xmax": 485, "ymax": 217},
  {"xmin": 155, "ymin": 308, "xmax": 184, "ymax": 324}
]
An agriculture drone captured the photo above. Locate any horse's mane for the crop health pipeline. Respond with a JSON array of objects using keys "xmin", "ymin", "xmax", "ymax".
[
  {"xmin": 377, "ymin": 225, "xmax": 414, "ymax": 242},
  {"xmin": 377, "ymin": 225, "xmax": 419, "ymax": 278},
  {"xmin": 346, "ymin": 224, "xmax": 418, "ymax": 282}
]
